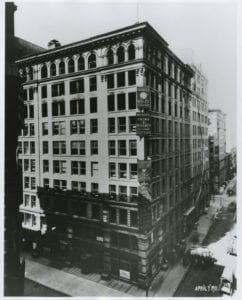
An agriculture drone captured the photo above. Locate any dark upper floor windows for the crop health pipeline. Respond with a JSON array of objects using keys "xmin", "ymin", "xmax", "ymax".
[
  {"xmin": 41, "ymin": 65, "xmax": 47, "ymax": 79},
  {"xmin": 51, "ymin": 82, "xmax": 65, "ymax": 97},
  {"xmin": 128, "ymin": 70, "xmax": 136, "ymax": 85},
  {"xmin": 128, "ymin": 44, "xmax": 135, "ymax": 60},
  {"xmin": 107, "ymin": 49, "xmax": 114, "ymax": 65},
  {"xmin": 29, "ymin": 67, "xmax": 33, "ymax": 80},
  {"xmin": 70, "ymin": 79, "xmax": 84, "ymax": 94},
  {"xmin": 59, "ymin": 61, "xmax": 65, "ymax": 75},
  {"xmin": 107, "ymin": 74, "xmax": 114, "ymax": 89},
  {"xmin": 88, "ymin": 53, "xmax": 96, "ymax": 69},
  {"xmin": 90, "ymin": 97, "xmax": 97, "ymax": 113},
  {"xmin": 68, "ymin": 59, "xmax": 75, "ymax": 73},
  {"xmin": 89, "ymin": 76, "xmax": 97, "ymax": 91},
  {"xmin": 78, "ymin": 56, "xmax": 85, "ymax": 71},
  {"xmin": 41, "ymin": 86, "xmax": 47, "ymax": 98},
  {"xmin": 70, "ymin": 99, "xmax": 85, "ymax": 115},
  {"xmin": 52, "ymin": 101, "xmax": 65, "ymax": 116},
  {"xmin": 117, "ymin": 46, "xmax": 125, "ymax": 63},
  {"xmin": 108, "ymin": 94, "xmax": 115, "ymax": 111},
  {"xmin": 50, "ymin": 63, "xmax": 56, "ymax": 76},
  {"xmin": 117, "ymin": 72, "xmax": 125, "ymax": 87}
]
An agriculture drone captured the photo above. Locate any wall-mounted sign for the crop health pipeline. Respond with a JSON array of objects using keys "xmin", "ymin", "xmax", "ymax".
[
  {"xmin": 136, "ymin": 112, "xmax": 151, "ymax": 136},
  {"xmin": 138, "ymin": 160, "xmax": 151, "ymax": 183},
  {"xmin": 137, "ymin": 87, "xmax": 150, "ymax": 110},
  {"xmin": 119, "ymin": 269, "xmax": 130, "ymax": 280}
]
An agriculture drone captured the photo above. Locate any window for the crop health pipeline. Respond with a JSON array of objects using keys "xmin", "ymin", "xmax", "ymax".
[
  {"xmin": 129, "ymin": 116, "xmax": 136, "ymax": 132},
  {"xmin": 53, "ymin": 179, "xmax": 66, "ymax": 190},
  {"xmin": 91, "ymin": 204, "xmax": 100, "ymax": 219},
  {"xmin": 71, "ymin": 181, "xmax": 86, "ymax": 192},
  {"xmin": 29, "ymin": 88, "xmax": 34, "ymax": 100},
  {"xmin": 108, "ymin": 118, "xmax": 115, "ymax": 133},
  {"xmin": 107, "ymin": 74, "xmax": 114, "ymax": 89},
  {"xmin": 129, "ymin": 140, "xmax": 137, "ymax": 156},
  {"xmin": 42, "ymin": 122, "xmax": 48, "ymax": 135},
  {"xmin": 42, "ymin": 141, "xmax": 48, "ymax": 154},
  {"xmin": 71, "ymin": 141, "xmax": 85, "ymax": 155},
  {"xmin": 117, "ymin": 72, "xmax": 125, "ymax": 87},
  {"xmin": 52, "ymin": 101, "xmax": 65, "ymax": 116},
  {"xmin": 109, "ymin": 163, "xmax": 116, "ymax": 178},
  {"xmin": 118, "ymin": 117, "xmax": 126, "ymax": 132},
  {"xmin": 117, "ymin": 94, "xmax": 125, "ymax": 110},
  {"xmin": 29, "ymin": 123, "xmax": 35, "ymax": 136},
  {"xmin": 42, "ymin": 102, "xmax": 48, "ymax": 117},
  {"xmin": 128, "ymin": 44, "xmax": 135, "ymax": 60},
  {"xmin": 68, "ymin": 59, "xmax": 75, "ymax": 73},
  {"xmin": 91, "ymin": 183, "xmax": 99, "ymax": 193},
  {"xmin": 119, "ymin": 185, "xmax": 128, "ymax": 202},
  {"xmin": 23, "ymin": 105, "xmax": 27, "ymax": 119},
  {"xmin": 53, "ymin": 141, "xmax": 66, "ymax": 154},
  {"xmin": 31, "ymin": 195, "xmax": 36, "ymax": 208},
  {"xmin": 88, "ymin": 53, "xmax": 96, "ymax": 69},
  {"xmin": 128, "ymin": 70, "xmax": 136, "ymax": 85},
  {"xmin": 70, "ymin": 98, "xmax": 85, "ymax": 115},
  {"xmin": 43, "ymin": 160, "xmax": 49, "ymax": 172},
  {"xmin": 50, "ymin": 63, "xmax": 56, "ymax": 76},
  {"xmin": 119, "ymin": 163, "xmax": 127, "ymax": 178},
  {"xmin": 29, "ymin": 105, "xmax": 34, "ymax": 118},
  {"xmin": 117, "ymin": 46, "xmax": 125, "ymax": 63},
  {"xmin": 41, "ymin": 86, "xmax": 47, "ymax": 98},
  {"xmin": 71, "ymin": 161, "xmax": 86, "ymax": 175},
  {"xmin": 107, "ymin": 49, "xmax": 114, "ymax": 65},
  {"xmin": 128, "ymin": 92, "xmax": 136, "ymax": 109},
  {"xmin": 53, "ymin": 160, "xmax": 66, "ymax": 174},
  {"xmin": 24, "ymin": 177, "xmax": 29, "ymax": 189},
  {"xmin": 51, "ymin": 83, "xmax": 65, "ymax": 97},
  {"xmin": 89, "ymin": 77, "xmax": 97, "ymax": 91},
  {"xmin": 59, "ymin": 61, "xmax": 65, "ymax": 74},
  {"xmin": 109, "ymin": 185, "xmax": 116, "ymax": 198},
  {"xmin": 107, "ymin": 94, "xmax": 115, "ymax": 111},
  {"xmin": 130, "ymin": 163, "xmax": 137, "ymax": 179},
  {"xmin": 17, "ymin": 142, "xmax": 22, "ymax": 154},
  {"xmin": 52, "ymin": 121, "xmax": 65, "ymax": 135},
  {"xmin": 119, "ymin": 209, "xmax": 128, "ymax": 225},
  {"xmin": 91, "ymin": 162, "xmax": 99, "ymax": 177},
  {"xmin": 70, "ymin": 120, "xmax": 85, "ymax": 134},
  {"xmin": 31, "ymin": 177, "xmax": 36, "ymax": 190},
  {"xmin": 108, "ymin": 140, "xmax": 115, "ymax": 155},
  {"xmin": 110, "ymin": 208, "xmax": 117, "ymax": 223},
  {"xmin": 118, "ymin": 140, "xmax": 126, "ymax": 155},
  {"xmin": 43, "ymin": 178, "xmax": 49, "ymax": 188},
  {"xmin": 78, "ymin": 56, "xmax": 85, "ymax": 70},
  {"xmin": 24, "ymin": 194, "xmax": 30, "ymax": 206},
  {"xmin": 70, "ymin": 79, "xmax": 84, "ymax": 94},
  {"xmin": 90, "ymin": 140, "xmax": 98, "ymax": 155},
  {"xmin": 90, "ymin": 97, "xmax": 97, "ymax": 113},
  {"xmin": 30, "ymin": 142, "xmax": 35, "ymax": 154},
  {"xmin": 130, "ymin": 187, "xmax": 138, "ymax": 202},
  {"xmin": 41, "ymin": 65, "xmax": 47, "ymax": 78},
  {"xmin": 90, "ymin": 119, "xmax": 98, "ymax": 133},
  {"xmin": 130, "ymin": 211, "xmax": 138, "ymax": 227},
  {"xmin": 29, "ymin": 67, "xmax": 33, "ymax": 80},
  {"xmin": 23, "ymin": 141, "xmax": 28, "ymax": 154},
  {"xmin": 24, "ymin": 159, "xmax": 29, "ymax": 171}
]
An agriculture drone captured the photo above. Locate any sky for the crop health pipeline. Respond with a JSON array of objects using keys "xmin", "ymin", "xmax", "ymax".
[{"xmin": 14, "ymin": 0, "xmax": 237, "ymax": 151}]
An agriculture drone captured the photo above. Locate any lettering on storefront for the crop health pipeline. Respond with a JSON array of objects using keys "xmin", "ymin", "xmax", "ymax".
[
  {"xmin": 119, "ymin": 269, "xmax": 130, "ymax": 280},
  {"xmin": 136, "ymin": 112, "xmax": 151, "ymax": 136}
]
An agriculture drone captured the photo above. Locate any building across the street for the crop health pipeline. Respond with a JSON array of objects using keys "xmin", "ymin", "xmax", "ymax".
[
  {"xmin": 16, "ymin": 21, "xmax": 211, "ymax": 288},
  {"xmin": 208, "ymin": 109, "xmax": 227, "ymax": 193}
]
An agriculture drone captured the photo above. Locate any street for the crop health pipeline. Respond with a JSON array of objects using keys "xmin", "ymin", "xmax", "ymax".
[{"xmin": 175, "ymin": 181, "xmax": 236, "ymax": 297}]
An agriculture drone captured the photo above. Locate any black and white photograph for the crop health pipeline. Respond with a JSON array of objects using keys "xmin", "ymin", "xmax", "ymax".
[{"xmin": 3, "ymin": 0, "xmax": 239, "ymax": 297}]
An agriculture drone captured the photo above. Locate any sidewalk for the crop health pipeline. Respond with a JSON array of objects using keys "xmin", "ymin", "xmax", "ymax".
[{"xmin": 25, "ymin": 259, "xmax": 127, "ymax": 297}]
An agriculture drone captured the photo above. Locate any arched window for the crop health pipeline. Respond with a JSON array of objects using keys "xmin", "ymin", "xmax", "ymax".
[
  {"xmin": 68, "ymin": 59, "xmax": 75, "ymax": 73},
  {"xmin": 88, "ymin": 53, "xmax": 96, "ymax": 69},
  {"xmin": 59, "ymin": 61, "xmax": 65, "ymax": 75},
  {"xmin": 50, "ymin": 63, "xmax": 56, "ymax": 76},
  {"xmin": 78, "ymin": 56, "xmax": 85, "ymax": 71},
  {"xmin": 128, "ymin": 44, "xmax": 135, "ymax": 60},
  {"xmin": 41, "ymin": 65, "xmax": 47, "ymax": 78},
  {"xmin": 117, "ymin": 46, "xmax": 125, "ymax": 63},
  {"xmin": 107, "ymin": 49, "xmax": 114, "ymax": 65},
  {"xmin": 29, "ymin": 67, "xmax": 34, "ymax": 80}
]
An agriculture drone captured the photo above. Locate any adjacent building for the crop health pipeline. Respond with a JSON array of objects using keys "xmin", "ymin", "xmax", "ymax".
[
  {"xmin": 208, "ymin": 109, "xmax": 227, "ymax": 193},
  {"xmin": 16, "ymin": 21, "xmax": 200, "ymax": 287}
]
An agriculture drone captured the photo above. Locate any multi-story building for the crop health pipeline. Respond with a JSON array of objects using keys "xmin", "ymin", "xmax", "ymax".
[
  {"xmin": 16, "ymin": 22, "xmax": 195, "ymax": 287},
  {"xmin": 190, "ymin": 64, "xmax": 210, "ymax": 219},
  {"xmin": 208, "ymin": 109, "xmax": 227, "ymax": 193}
]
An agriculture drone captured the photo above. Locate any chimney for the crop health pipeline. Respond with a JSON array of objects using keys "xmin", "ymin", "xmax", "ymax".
[{"xmin": 48, "ymin": 39, "xmax": 61, "ymax": 50}]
